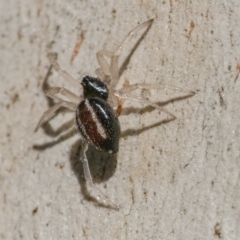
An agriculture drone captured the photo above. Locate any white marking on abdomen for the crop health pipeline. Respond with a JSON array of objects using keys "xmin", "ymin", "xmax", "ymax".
[{"xmin": 85, "ymin": 99, "xmax": 107, "ymax": 139}]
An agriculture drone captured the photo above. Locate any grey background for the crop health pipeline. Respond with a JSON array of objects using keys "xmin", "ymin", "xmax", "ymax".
[{"xmin": 0, "ymin": 0, "xmax": 239, "ymax": 239}]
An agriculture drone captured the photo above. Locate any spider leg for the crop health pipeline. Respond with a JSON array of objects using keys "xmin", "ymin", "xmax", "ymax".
[
  {"xmin": 114, "ymin": 92, "xmax": 176, "ymax": 120},
  {"xmin": 114, "ymin": 82, "xmax": 195, "ymax": 116},
  {"xmin": 116, "ymin": 98, "xmax": 125, "ymax": 116},
  {"xmin": 95, "ymin": 68, "xmax": 108, "ymax": 82},
  {"xmin": 96, "ymin": 19, "xmax": 154, "ymax": 90},
  {"xmin": 118, "ymin": 83, "xmax": 195, "ymax": 95},
  {"xmin": 47, "ymin": 53, "xmax": 82, "ymax": 92},
  {"xmin": 95, "ymin": 49, "xmax": 120, "ymax": 106},
  {"xmin": 96, "ymin": 49, "xmax": 113, "ymax": 78},
  {"xmin": 45, "ymin": 87, "xmax": 81, "ymax": 103},
  {"xmin": 114, "ymin": 19, "xmax": 154, "ymax": 56},
  {"xmin": 81, "ymin": 141, "xmax": 119, "ymax": 210},
  {"xmin": 35, "ymin": 101, "xmax": 76, "ymax": 132},
  {"xmin": 110, "ymin": 19, "xmax": 154, "ymax": 87}
]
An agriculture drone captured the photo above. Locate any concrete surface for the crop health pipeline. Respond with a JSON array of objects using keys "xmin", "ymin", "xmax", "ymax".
[{"xmin": 0, "ymin": 0, "xmax": 240, "ymax": 239}]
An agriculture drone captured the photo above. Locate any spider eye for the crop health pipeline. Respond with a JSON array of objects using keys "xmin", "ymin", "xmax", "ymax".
[{"xmin": 82, "ymin": 76, "xmax": 109, "ymax": 100}]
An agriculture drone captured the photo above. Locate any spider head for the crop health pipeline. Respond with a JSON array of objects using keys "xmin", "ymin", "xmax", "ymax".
[{"xmin": 81, "ymin": 76, "xmax": 109, "ymax": 101}]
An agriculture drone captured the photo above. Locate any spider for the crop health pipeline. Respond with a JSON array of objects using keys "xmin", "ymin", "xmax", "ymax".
[{"xmin": 35, "ymin": 19, "xmax": 195, "ymax": 210}]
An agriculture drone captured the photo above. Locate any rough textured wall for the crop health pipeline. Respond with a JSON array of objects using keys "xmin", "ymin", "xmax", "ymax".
[{"xmin": 0, "ymin": 0, "xmax": 239, "ymax": 239}]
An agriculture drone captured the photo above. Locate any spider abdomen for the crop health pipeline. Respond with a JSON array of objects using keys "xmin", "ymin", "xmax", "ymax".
[{"xmin": 76, "ymin": 97, "xmax": 120, "ymax": 154}]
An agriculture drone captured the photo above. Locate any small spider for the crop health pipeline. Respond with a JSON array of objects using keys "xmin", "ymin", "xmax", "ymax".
[{"xmin": 35, "ymin": 19, "xmax": 194, "ymax": 209}]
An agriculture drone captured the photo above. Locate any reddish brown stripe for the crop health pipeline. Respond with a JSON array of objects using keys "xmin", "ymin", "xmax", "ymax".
[{"xmin": 76, "ymin": 100, "xmax": 106, "ymax": 147}]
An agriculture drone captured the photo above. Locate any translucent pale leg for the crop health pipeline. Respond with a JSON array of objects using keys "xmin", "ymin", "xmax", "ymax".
[
  {"xmin": 45, "ymin": 87, "xmax": 81, "ymax": 103},
  {"xmin": 96, "ymin": 19, "xmax": 154, "ymax": 90},
  {"xmin": 118, "ymin": 83, "xmax": 196, "ymax": 95},
  {"xmin": 112, "ymin": 19, "xmax": 154, "ymax": 87},
  {"xmin": 81, "ymin": 141, "xmax": 119, "ymax": 210},
  {"xmin": 114, "ymin": 19, "xmax": 154, "ymax": 56},
  {"xmin": 96, "ymin": 49, "xmax": 113, "ymax": 77},
  {"xmin": 35, "ymin": 101, "xmax": 76, "ymax": 132},
  {"xmin": 47, "ymin": 53, "xmax": 82, "ymax": 92},
  {"xmin": 114, "ymin": 82, "xmax": 195, "ymax": 116},
  {"xmin": 114, "ymin": 92, "xmax": 176, "ymax": 120}
]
